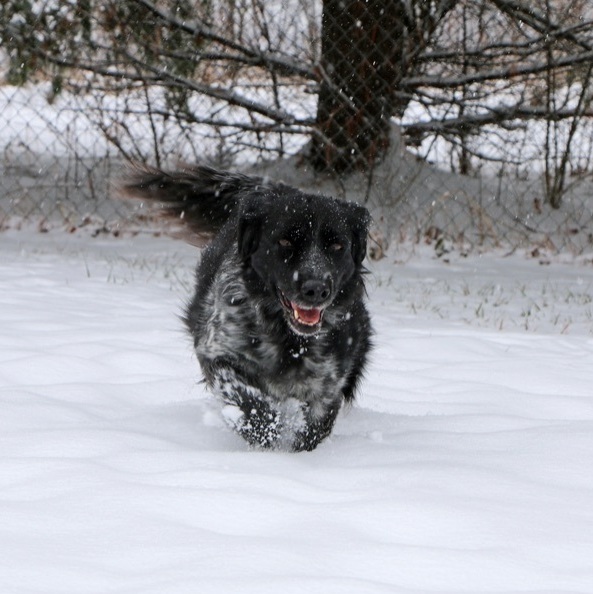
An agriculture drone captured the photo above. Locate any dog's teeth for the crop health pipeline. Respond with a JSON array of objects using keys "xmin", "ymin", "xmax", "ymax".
[{"xmin": 292, "ymin": 305, "xmax": 321, "ymax": 326}]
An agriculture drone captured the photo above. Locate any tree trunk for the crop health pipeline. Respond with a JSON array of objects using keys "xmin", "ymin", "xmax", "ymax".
[{"xmin": 310, "ymin": 0, "xmax": 408, "ymax": 173}]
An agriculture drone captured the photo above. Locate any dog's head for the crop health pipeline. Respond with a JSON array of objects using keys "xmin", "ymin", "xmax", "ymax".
[{"xmin": 237, "ymin": 187, "xmax": 370, "ymax": 336}]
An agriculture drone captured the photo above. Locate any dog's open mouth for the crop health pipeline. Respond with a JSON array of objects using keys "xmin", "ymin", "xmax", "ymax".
[{"xmin": 279, "ymin": 292, "xmax": 325, "ymax": 334}]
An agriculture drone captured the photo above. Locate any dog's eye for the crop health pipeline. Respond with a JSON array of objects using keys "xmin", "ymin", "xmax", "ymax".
[
  {"xmin": 330, "ymin": 242, "xmax": 344, "ymax": 252},
  {"xmin": 278, "ymin": 239, "xmax": 293, "ymax": 248}
]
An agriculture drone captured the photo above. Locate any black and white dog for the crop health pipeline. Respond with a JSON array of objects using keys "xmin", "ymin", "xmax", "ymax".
[{"xmin": 123, "ymin": 165, "xmax": 372, "ymax": 451}]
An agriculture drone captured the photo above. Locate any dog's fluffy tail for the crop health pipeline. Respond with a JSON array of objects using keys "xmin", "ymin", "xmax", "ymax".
[{"xmin": 120, "ymin": 164, "xmax": 272, "ymax": 242}]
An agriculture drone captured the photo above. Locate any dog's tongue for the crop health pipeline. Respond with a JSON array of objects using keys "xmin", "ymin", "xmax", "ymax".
[{"xmin": 292, "ymin": 303, "xmax": 322, "ymax": 325}]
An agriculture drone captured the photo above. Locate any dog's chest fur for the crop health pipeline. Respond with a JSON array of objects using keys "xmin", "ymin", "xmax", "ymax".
[{"xmin": 189, "ymin": 254, "xmax": 350, "ymax": 413}]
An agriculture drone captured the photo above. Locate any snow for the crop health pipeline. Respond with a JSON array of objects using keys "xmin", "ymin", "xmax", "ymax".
[{"xmin": 1, "ymin": 230, "xmax": 593, "ymax": 593}]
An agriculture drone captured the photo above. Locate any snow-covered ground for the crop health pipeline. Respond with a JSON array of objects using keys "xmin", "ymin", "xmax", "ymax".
[{"xmin": 1, "ymin": 230, "xmax": 592, "ymax": 593}]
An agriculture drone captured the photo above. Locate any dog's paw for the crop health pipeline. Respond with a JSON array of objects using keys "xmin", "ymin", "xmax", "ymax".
[
  {"xmin": 210, "ymin": 363, "xmax": 338, "ymax": 452},
  {"xmin": 291, "ymin": 404, "xmax": 341, "ymax": 452},
  {"xmin": 221, "ymin": 402, "xmax": 282, "ymax": 449},
  {"xmin": 220, "ymin": 397, "xmax": 338, "ymax": 452}
]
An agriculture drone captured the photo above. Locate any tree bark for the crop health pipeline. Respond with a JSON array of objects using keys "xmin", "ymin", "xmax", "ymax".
[{"xmin": 310, "ymin": 0, "xmax": 408, "ymax": 173}]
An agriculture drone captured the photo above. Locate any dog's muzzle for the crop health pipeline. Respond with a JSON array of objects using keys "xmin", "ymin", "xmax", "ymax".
[{"xmin": 279, "ymin": 290, "xmax": 328, "ymax": 335}]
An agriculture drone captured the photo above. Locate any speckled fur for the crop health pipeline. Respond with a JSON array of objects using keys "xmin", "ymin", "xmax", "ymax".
[{"xmin": 122, "ymin": 165, "xmax": 372, "ymax": 451}]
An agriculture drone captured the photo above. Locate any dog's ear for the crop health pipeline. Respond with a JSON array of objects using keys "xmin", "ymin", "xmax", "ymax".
[
  {"xmin": 237, "ymin": 194, "xmax": 267, "ymax": 259},
  {"xmin": 347, "ymin": 203, "xmax": 371, "ymax": 266}
]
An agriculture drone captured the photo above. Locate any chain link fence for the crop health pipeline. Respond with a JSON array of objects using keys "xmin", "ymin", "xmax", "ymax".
[
  {"xmin": 0, "ymin": 81, "xmax": 142, "ymax": 234},
  {"xmin": 1, "ymin": 0, "xmax": 593, "ymax": 255}
]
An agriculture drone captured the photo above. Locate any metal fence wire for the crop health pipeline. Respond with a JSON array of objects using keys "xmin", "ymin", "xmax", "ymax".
[{"xmin": 1, "ymin": 0, "xmax": 593, "ymax": 254}]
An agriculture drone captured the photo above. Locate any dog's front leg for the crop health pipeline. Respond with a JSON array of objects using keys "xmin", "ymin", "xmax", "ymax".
[
  {"xmin": 207, "ymin": 361, "xmax": 285, "ymax": 449},
  {"xmin": 291, "ymin": 403, "xmax": 341, "ymax": 452},
  {"xmin": 205, "ymin": 361, "xmax": 340, "ymax": 452}
]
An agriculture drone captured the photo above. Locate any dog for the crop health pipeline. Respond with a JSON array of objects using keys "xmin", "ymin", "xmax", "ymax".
[{"xmin": 122, "ymin": 164, "xmax": 372, "ymax": 451}]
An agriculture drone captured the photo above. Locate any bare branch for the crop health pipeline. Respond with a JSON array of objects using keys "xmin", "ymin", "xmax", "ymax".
[
  {"xmin": 34, "ymin": 48, "xmax": 311, "ymax": 127},
  {"xmin": 130, "ymin": 0, "xmax": 315, "ymax": 79},
  {"xmin": 403, "ymin": 49, "xmax": 593, "ymax": 89},
  {"xmin": 488, "ymin": 0, "xmax": 592, "ymax": 51},
  {"xmin": 404, "ymin": 103, "xmax": 593, "ymax": 136}
]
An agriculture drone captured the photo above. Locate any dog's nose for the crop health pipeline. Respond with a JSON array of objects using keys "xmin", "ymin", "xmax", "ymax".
[{"xmin": 300, "ymin": 279, "xmax": 331, "ymax": 304}]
